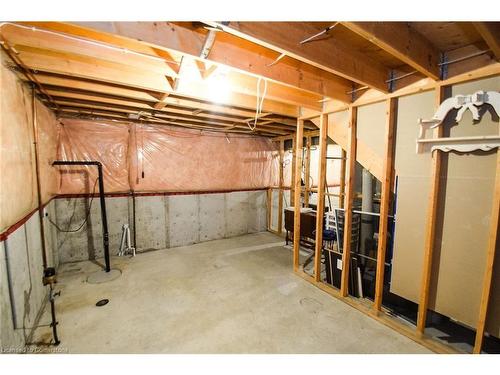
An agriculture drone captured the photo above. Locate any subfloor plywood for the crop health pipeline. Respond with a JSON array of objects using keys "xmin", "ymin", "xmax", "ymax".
[{"xmin": 29, "ymin": 233, "xmax": 431, "ymax": 353}]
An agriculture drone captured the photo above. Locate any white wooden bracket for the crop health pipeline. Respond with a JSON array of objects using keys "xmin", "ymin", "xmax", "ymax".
[{"xmin": 416, "ymin": 90, "xmax": 500, "ymax": 153}]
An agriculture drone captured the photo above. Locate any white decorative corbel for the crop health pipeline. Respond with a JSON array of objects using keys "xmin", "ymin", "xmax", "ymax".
[{"xmin": 416, "ymin": 90, "xmax": 500, "ymax": 153}]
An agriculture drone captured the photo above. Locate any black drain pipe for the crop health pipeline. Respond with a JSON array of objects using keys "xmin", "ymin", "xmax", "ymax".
[{"xmin": 52, "ymin": 161, "xmax": 110, "ymax": 272}]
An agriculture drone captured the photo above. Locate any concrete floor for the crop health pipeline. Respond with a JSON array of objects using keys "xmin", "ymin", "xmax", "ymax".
[{"xmin": 31, "ymin": 232, "xmax": 431, "ymax": 353}]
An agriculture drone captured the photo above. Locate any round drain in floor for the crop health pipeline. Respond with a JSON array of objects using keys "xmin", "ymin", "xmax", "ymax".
[{"xmin": 96, "ymin": 299, "xmax": 109, "ymax": 307}]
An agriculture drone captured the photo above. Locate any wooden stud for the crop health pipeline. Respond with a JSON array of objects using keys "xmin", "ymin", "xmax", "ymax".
[
  {"xmin": 314, "ymin": 114, "xmax": 328, "ymax": 281},
  {"xmin": 416, "ymin": 86, "xmax": 446, "ymax": 334},
  {"xmin": 373, "ymin": 98, "xmax": 398, "ymax": 312},
  {"xmin": 339, "ymin": 149, "xmax": 347, "ymax": 208},
  {"xmin": 473, "ymin": 151, "xmax": 500, "ymax": 354},
  {"xmin": 278, "ymin": 140, "xmax": 285, "ymax": 234},
  {"xmin": 304, "ymin": 136, "xmax": 312, "ymax": 207},
  {"xmin": 293, "ymin": 119, "xmax": 305, "ymax": 272},
  {"xmin": 340, "ymin": 106, "xmax": 357, "ymax": 297}
]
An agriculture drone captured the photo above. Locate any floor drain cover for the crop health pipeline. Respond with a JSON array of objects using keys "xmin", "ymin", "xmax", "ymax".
[{"xmin": 96, "ymin": 299, "xmax": 109, "ymax": 307}]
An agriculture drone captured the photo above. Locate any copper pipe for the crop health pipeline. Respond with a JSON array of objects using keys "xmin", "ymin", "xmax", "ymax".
[{"xmin": 31, "ymin": 85, "xmax": 49, "ymax": 269}]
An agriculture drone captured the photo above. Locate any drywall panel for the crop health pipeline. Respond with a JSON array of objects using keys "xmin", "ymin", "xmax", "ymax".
[
  {"xmin": 328, "ymin": 108, "xmax": 384, "ymax": 181},
  {"xmin": 391, "ymin": 76, "xmax": 500, "ymax": 336},
  {"xmin": 168, "ymin": 194, "xmax": 200, "ymax": 247},
  {"xmin": 199, "ymin": 193, "xmax": 225, "ymax": 241},
  {"xmin": 356, "ymin": 101, "xmax": 386, "ymax": 182},
  {"xmin": 135, "ymin": 195, "xmax": 168, "ymax": 251},
  {"xmin": 391, "ymin": 90, "xmax": 435, "ymax": 303}
]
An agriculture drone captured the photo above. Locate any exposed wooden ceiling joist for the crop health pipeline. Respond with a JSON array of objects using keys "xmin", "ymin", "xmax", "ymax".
[
  {"xmin": 341, "ymin": 22, "xmax": 441, "ymax": 80},
  {"xmin": 56, "ymin": 108, "xmax": 284, "ymax": 137},
  {"xmin": 19, "ymin": 21, "xmax": 353, "ymax": 103},
  {"xmin": 215, "ymin": 22, "xmax": 390, "ymax": 93},
  {"xmin": 473, "ymin": 22, "xmax": 500, "ymax": 61}
]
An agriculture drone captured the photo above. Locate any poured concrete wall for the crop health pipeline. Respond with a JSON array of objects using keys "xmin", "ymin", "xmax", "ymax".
[
  {"xmin": 54, "ymin": 191, "xmax": 268, "ymax": 263},
  {"xmin": 0, "ymin": 200, "xmax": 59, "ymax": 351}
]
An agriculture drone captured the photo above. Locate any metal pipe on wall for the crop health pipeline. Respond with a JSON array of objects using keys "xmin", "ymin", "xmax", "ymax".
[
  {"xmin": 31, "ymin": 85, "xmax": 49, "ymax": 270},
  {"xmin": 52, "ymin": 160, "xmax": 111, "ymax": 272}
]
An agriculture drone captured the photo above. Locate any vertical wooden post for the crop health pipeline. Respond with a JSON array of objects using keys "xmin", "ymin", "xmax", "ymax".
[
  {"xmin": 293, "ymin": 120, "xmax": 304, "ymax": 272},
  {"xmin": 304, "ymin": 136, "xmax": 312, "ymax": 207},
  {"xmin": 339, "ymin": 149, "xmax": 347, "ymax": 209},
  {"xmin": 278, "ymin": 140, "xmax": 284, "ymax": 234},
  {"xmin": 291, "ymin": 137, "xmax": 296, "ymax": 206},
  {"xmin": 314, "ymin": 114, "xmax": 328, "ymax": 281},
  {"xmin": 473, "ymin": 151, "xmax": 500, "ymax": 354},
  {"xmin": 416, "ymin": 86, "xmax": 445, "ymax": 334},
  {"xmin": 340, "ymin": 107, "xmax": 357, "ymax": 297},
  {"xmin": 373, "ymin": 98, "xmax": 397, "ymax": 312}
]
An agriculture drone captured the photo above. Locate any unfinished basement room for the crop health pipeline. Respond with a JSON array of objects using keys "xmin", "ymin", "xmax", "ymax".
[{"xmin": 1, "ymin": 2, "xmax": 500, "ymax": 368}]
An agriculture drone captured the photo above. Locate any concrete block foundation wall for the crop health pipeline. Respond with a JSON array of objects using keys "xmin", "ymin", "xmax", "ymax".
[
  {"xmin": 0, "ymin": 190, "xmax": 267, "ymax": 350},
  {"xmin": 53, "ymin": 190, "xmax": 268, "ymax": 263},
  {"xmin": 0, "ymin": 200, "xmax": 59, "ymax": 351}
]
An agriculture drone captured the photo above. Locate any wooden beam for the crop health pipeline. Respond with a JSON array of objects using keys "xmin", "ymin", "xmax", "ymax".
[
  {"xmin": 153, "ymin": 93, "xmax": 170, "ymax": 109},
  {"xmin": 340, "ymin": 107, "xmax": 357, "ymax": 297},
  {"xmin": 303, "ymin": 136, "xmax": 312, "ymax": 207},
  {"xmin": 416, "ymin": 86, "xmax": 446, "ymax": 334},
  {"xmin": 217, "ymin": 22, "xmax": 390, "ymax": 93},
  {"xmin": 293, "ymin": 119, "xmax": 305, "ymax": 272},
  {"xmin": 342, "ymin": 22, "xmax": 441, "ymax": 80},
  {"xmin": 1, "ymin": 23, "xmax": 180, "ymax": 77},
  {"xmin": 373, "ymin": 98, "xmax": 397, "ymax": 312},
  {"xmin": 21, "ymin": 22, "xmax": 353, "ymax": 101},
  {"xmin": 278, "ymin": 140, "xmax": 285, "ymax": 234},
  {"xmin": 314, "ymin": 114, "xmax": 328, "ymax": 281},
  {"xmin": 473, "ymin": 151, "xmax": 500, "ymax": 354},
  {"xmin": 473, "ymin": 22, "xmax": 500, "ymax": 61},
  {"xmin": 34, "ymin": 74, "xmax": 272, "ymax": 119}
]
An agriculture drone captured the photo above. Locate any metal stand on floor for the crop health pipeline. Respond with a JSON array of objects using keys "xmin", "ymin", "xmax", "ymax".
[
  {"xmin": 42, "ymin": 267, "xmax": 60, "ymax": 345},
  {"xmin": 118, "ymin": 224, "xmax": 135, "ymax": 257}
]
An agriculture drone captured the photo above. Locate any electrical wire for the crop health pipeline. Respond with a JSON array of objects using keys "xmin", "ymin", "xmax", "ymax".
[
  {"xmin": 248, "ymin": 77, "xmax": 267, "ymax": 131},
  {"xmin": 47, "ymin": 177, "xmax": 98, "ymax": 233}
]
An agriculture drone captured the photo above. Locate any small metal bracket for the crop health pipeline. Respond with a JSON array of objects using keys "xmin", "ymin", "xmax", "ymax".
[
  {"xmin": 439, "ymin": 52, "xmax": 448, "ymax": 80},
  {"xmin": 388, "ymin": 70, "xmax": 395, "ymax": 93}
]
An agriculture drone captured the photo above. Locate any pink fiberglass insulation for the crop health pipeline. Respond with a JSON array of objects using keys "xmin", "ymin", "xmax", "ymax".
[{"xmin": 56, "ymin": 119, "xmax": 279, "ymax": 194}]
